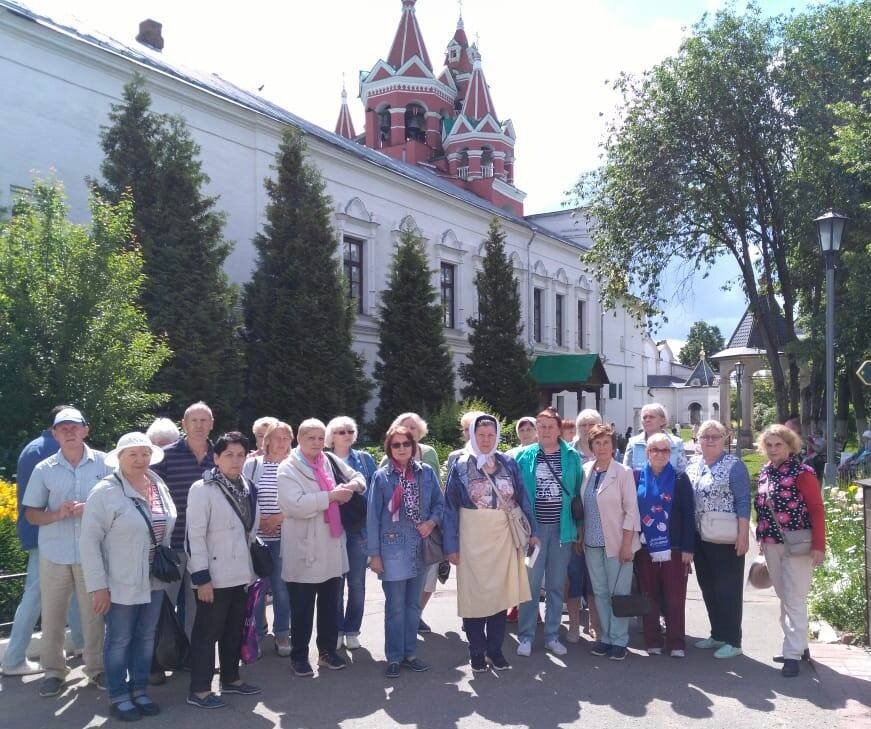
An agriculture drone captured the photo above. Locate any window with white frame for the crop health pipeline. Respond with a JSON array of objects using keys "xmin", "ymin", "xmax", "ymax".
[
  {"xmin": 342, "ymin": 237, "xmax": 364, "ymax": 314},
  {"xmin": 441, "ymin": 262, "xmax": 456, "ymax": 328}
]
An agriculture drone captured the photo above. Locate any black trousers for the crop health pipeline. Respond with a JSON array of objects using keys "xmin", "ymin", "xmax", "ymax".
[
  {"xmin": 693, "ymin": 534, "xmax": 745, "ymax": 647},
  {"xmin": 189, "ymin": 585, "xmax": 247, "ymax": 693},
  {"xmin": 287, "ymin": 578, "xmax": 341, "ymax": 662},
  {"xmin": 463, "ymin": 611, "xmax": 507, "ymax": 659}
]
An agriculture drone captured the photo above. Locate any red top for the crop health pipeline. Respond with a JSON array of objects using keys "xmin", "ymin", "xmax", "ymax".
[{"xmin": 796, "ymin": 471, "xmax": 826, "ymax": 551}]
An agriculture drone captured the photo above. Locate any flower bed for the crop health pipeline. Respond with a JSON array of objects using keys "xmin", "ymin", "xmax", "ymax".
[{"xmin": 0, "ymin": 479, "xmax": 27, "ymax": 631}]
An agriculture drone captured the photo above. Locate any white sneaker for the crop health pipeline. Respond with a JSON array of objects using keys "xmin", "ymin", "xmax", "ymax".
[
  {"xmin": 344, "ymin": 634, "xmax": 361, "ymax": 650},
  {"xmin": 2, "ymin": 660, "xmax": 43, "ymax": 676},
  {"xmin": 545, "ymin": 639, "xmax": 567, "ymax": 656},
  {"xmin": 516, "ymin": 639, "xmax": 532, "ymax": 657},
  {"xmin": 670, "ymin": 649, "xmax": 686, "ymax": 658},
  {"xmin": 646, "ymin": 648, "xmax": 663, "ymax": 656}
]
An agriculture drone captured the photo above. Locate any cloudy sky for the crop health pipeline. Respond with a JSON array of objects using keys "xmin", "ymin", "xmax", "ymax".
[{"xmin": 28, "ymin": 0, "xmax": 811, "ymax": 341}]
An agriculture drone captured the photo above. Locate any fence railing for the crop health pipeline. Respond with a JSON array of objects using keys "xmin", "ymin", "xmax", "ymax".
[{"xmin": 0, "ymin": 571, "xmax": 27, "ymax": 632}]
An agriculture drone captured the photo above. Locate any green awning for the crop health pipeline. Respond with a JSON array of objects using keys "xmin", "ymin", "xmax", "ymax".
[{"xmin": 530, "ymin": 354, "xmax": 610, "ymax": 390}]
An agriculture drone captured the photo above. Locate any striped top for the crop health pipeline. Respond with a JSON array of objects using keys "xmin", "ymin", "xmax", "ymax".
[
  {"xmin": 148, "ymin": 478, "xmax": 167, "ymax": 562},
  {"xmin": 534, "ymin": 450, "xmax": 563, "ymax": 524},
  {"xmin": 152, "ymin": 438, "xmax": 214, "ymax": 549},
  {"xmin": 256, "ymin": 460, "xmax": 281, "ymax": 541}
]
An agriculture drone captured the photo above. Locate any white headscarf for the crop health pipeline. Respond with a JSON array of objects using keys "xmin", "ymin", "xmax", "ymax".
[{"xmin": 469, "ymin": 414, "xmax": 501, "ymax": 470}]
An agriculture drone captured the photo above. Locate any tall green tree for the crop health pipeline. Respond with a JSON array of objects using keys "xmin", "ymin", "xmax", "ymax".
[
  {"xmin": 0, "ymin": 178, "xmax": 170, "ymax": 455},
  {"xmin": 374, "ymin": 224, "xmax": 455, "ymax": 436},
  {"xmin": 574, "ymin": 7, "xmax": 799, "ymax": 420},
  {"xmin": 244, "ymin": 127, "xmax": 371, "ymax": 427},
  {"xmin": 678, "ymin": 321, "xmax": 724, "ymax": 369},
  {"xmin": 97, "ymin": 75, "xmax": 243, "ymax": 429},
  {"xmin": 459, "ymin": 218, "xmax": 536, "ymax": 418}
]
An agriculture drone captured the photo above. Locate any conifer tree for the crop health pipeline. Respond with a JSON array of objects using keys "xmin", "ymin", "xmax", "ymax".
[
  {"xmin": 460, "ymin": 218, "xmax": 536, "ymax": 418},
  {"xmin": 374, "ymin": 224, "xmax": 455, "ymax": 435},
  {"xmin": 244, "ymin": 127, "xmax": 371, "ymax": 427},
  {"xmin": 97, "ymin": 75, "xmax": 243, "ymax": 429}
]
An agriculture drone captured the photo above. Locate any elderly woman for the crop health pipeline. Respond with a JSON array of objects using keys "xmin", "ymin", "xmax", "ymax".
[
  {"xmin": 81, "ymin": 432, "xmax": 176, "ymax": 721},
  {"xmin": 250, "ymin": 416, "xmax": 279, "ymax": 457},
  {"xmin": 445, "ymin": 415, "xmax": 538, "ymax": 671},
  {"xmin": 185, "ymin": 432, "xmax": 261, "ymax": 709},
  {"xmin": 514, "ymin": 407, "xmax": 582, "ymax": 657},
  {"xmin": 380, "ymin": 412, "xmax": 442, "ymax": 632},
  {"xmin": 277, "ymin": 419, "xmax": 365, "ymax": 678},
  {"xmin": 145, "ymin": 418, "xmax": 180, "ymax": 448},
  {"xmin": 325, "ymin": 416, "xmax": 377, "ymax": 651},
  {"xmin": 634, "ymin": 433, "xmax": 695, "ymax": 657},
  {"xmin": 754, "ymin": 424, "xmax": 826, "ymax": 678},
  {"xmin": 505, "ymin": 416, "xmax": 538, "ymax": 460},
  {"xmin": 242, "ymin": 421, "xmax": 294, "ymax": 657},
  {"xmin": 566, "ymin": 408, "xmax": 603, "ymax": 643},
  {"xmin": 445, "ymin": 410, "xmax": 485, "ymax": 475},
  {"xmin": 580, "ymin": 424, "xmax": 641, "ymax": 661},
  {"xmin": 686, "ymin": 419, "xmax": 750, "ymax": 660},
  {"xmin": 368, "ymin": 424, "xmax": 444, "ymax": 678},
  {"xmin": 624, "ymin": 403, "xmax": 686, "ymax": 473}
]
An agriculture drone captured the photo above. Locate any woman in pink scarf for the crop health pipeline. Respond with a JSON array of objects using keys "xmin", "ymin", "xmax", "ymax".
[{"xmin": 276, "ymin": 419, "xmax": 366, "ymax": 678}]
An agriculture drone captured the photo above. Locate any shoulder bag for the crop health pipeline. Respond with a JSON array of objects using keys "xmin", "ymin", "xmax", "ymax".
[
  {"xmin": 325, "ymin": 452, "xmax": 366, "ymax": 531},
  {"xmin": 480, "ymin": 464, "xmax": 531, "ymax": 551},
  {"xmin": 766, "ymin": 492, "xmax": 812, "ymax": 557},
  {"xmin": 216, "ymin": 479, "xmax": 273, "ymax": 578},
  {"xmin": 699, "ymin": 511, "xmax": 738, "ymax": 544},
  {"xmin": 542, "ymin": 454, "xmax": 584, "ymax": 521},
  {"xmin": 117, "ymin": 474, "xmax": 181, "ymax": 583},
  {"xmin": 610, "ymin": 562, "xmax": 652, "ymax": 618}
]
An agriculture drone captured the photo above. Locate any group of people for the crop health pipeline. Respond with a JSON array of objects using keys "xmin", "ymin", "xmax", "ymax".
[{"xmin": 2, "ymin": 398, "xmax": 827, "ymax": 719}]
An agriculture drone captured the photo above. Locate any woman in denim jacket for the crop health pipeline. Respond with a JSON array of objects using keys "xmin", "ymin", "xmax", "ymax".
[{"xmin": 367, "ymin": 424, "xmax": 444, "ymax": 679}]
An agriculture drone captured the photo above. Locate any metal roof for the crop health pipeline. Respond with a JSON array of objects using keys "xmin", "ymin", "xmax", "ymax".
[{"xmin": 1, "ymin": 0, "xmax": 581, "ymax": 249}]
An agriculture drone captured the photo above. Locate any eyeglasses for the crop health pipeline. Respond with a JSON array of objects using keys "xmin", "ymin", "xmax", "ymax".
[
  {"xmin": 390, "ymin": 441, "xmax": 413, "ymax": 450},
  {"xmin": 333, "ymin": 429, "xmax": 354, "ymax": 436},
  {"xmin": 648, "ymin": 447, "xmax": 671, "ymax": 455},
  {"xmin": 699, "ymin": 435, "xmax": 723, "ymax": 442}
]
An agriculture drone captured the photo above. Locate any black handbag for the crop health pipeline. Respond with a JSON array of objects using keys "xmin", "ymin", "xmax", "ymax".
[
  {"xmin": 216, "ymin": 478, "xmax": 272, "ymax": 578},
  {"xmin": 119, "ymin": 475, "xmax": 181, "ymax": 584},
  {"xmin": 542, "ymin": 456, "xmax": 584, "ymax": 521},
  {"xmin": 421, "ymin": 526, "xmax": 444, "ymax": 565},
  {"xmin": 610, "ymin": 562, "xmax": 652, "ymax": 618},
  {"xmin": 326, "ymin": 452, "xmax": 366, "ymax": 531},
  {"xmin": 153, "ymin": 593, "xmax": 190, "ymax": 671}
]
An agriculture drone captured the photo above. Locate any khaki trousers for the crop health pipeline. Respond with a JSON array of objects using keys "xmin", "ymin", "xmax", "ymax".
[
  {"xmin": 39, "ymin": 556, "xmax": 104, "ymax": 679},
  {"xmin": 761, "ymin": 543, "xmax": 813, "ymax": 660}
]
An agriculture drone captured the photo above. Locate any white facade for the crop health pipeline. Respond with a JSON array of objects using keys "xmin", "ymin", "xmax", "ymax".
[{"xmin": 1, "ymin": 4, "xmax": 662, "ymax": 427}]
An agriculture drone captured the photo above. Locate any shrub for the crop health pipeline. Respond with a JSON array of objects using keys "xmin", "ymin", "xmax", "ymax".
[
  {"xmin": 427, "ymin": 398, "xmax": 508, "ymax": 447},
  {"xmin": 0, "ymin": 479, "xmax": 27, "ymax": 630},
  {"xmin": 809, "ymin": 483, "xmax": 867, "ymax": 642}
]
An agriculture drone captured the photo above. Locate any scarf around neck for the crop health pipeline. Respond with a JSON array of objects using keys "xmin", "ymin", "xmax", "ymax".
[
  {"xmin": 293, "ymin": 448, "xmax": 343, "ymax": 538},
  {"xmin": 211, "ymin": 467, "xmax": 254, "ymax": 533},
  {"xmin": 637, "ymin": 462, "xmax": 675, "ymax": 562},
  {"xmin": 388, "ymin": 459, "xmax": 419, "ymax": 524}
]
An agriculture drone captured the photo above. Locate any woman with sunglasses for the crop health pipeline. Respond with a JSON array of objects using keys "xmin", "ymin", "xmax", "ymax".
[
  {"xmin": 325, "ymin": 416, "xmax": 377, "ymax": 651},
  {"xmin": 634, "ymin": 433, "xmax": 695, "ymax": 657},
  {"xmin": 367, "ymin": 424, "xmax": 444, "ymax": 678},
  {"xmin": 444, "ymin": 414, "xmax": 538, "ymax": 672},
  {"xmin": 686, "ymin": 419, "xmax": 750, "ymax": 660}
]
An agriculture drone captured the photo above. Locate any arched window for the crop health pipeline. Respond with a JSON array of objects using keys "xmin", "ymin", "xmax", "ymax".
[
  {"xmin": 481, "ymin": 147, "xmax": 494, "ymax": 178},
  {"xmin": 405, "ymin": 104, "xmax": 426, "ymax": 143},
  {"xmin": 378, "ymin": 107, "xmax": 391, "ymax": 143}
]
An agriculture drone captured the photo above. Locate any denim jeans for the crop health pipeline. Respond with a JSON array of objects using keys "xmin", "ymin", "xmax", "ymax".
[
  {"xmin": 585, "ymin": 546, "xmax": 634, "ymax": 647},
  {"xmin": 256, "ymin": 539, "xmax": 289, "ymax": 639},
  {"xmin": 2, "ymin": 549, "xmax": 83, "ymax": 668},
  {"xmin": 338, "ymin": 529, "xmax": 367, "ymax": 636},
  {"xmin": 103, "ymin": 590, "xmax": 163, "ymax": 703},
  {"xmin": 381, "ymin": 570, "xmax": 427, "ymax": 663},
  {"xmin": 518, "ymin": 523, "xmax": 573, "ymax": 643}
]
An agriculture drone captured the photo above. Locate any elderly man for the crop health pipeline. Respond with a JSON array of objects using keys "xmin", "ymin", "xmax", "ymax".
[
  {"xmin": 1, "ymin": 407, "xmax": 85, "ymax": 677},
  {"xmin": 152, "ymin": 402, "xmax": 216, "ymax": 641},
  {"xmin": 23, "ymin": 407, "xmax": 110, "ymax": 697}
]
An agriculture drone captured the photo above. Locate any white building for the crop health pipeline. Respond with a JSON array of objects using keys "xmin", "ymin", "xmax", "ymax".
[{"xmin": 0, "ymin": 0, "xmax": 680, "ymax": 430}]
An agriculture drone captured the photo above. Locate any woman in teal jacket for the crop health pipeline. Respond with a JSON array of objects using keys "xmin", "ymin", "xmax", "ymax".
[{"xmin": 513, "ymin": 407, "xmax": 582, "ymax": 657}]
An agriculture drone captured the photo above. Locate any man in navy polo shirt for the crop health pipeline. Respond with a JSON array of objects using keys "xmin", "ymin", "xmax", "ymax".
[
  {"xmin": 1, "ymin": 406, "xmax": 85, "ymax": 677},
  {"xmin": 152, "ymin": 401, "xmax": 215, "ymax": 639}
]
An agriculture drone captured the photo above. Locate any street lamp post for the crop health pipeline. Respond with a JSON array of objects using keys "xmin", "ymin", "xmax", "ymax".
[
  {"xmin": 735, "ymin": 360, "xmax": 744, "ymax": 458},
  {"xmin": 814, "ymin": 209, "xmax": 849, "ymax": 488}
]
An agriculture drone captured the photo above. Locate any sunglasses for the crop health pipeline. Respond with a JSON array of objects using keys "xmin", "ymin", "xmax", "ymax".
[
  {"xmin": 648, "ymin": 447, "xmax": 671, "ymax": 455},
  {"xmin": 390, "ymin": 441, "xmax": 413, "ymax": 450},
  {"xmin": 699, "ymin": 435, "xmax": 723, "ymax": 442},
  {"xmin": 333, "ymin": 429, "xmax": 354, "ymax": 436}
]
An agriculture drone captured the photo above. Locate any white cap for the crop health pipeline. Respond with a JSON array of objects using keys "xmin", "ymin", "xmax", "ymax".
[
  {"xmin": 53, "ymin": 407, "xmax": 86, "ymax": 426},
  {"xmin": 105, "ymin": 432, "xmax": 165, "ymax": 468}
]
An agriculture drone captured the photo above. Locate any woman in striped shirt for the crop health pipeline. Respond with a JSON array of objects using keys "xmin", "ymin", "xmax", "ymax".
[{"xmin": 243, "ymin": 421, "xmax": 294, "ymax": 656}]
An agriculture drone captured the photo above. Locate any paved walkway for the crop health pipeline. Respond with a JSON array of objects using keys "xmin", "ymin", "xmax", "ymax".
[{"xmin": 1, "ymin": 567, "xmax": 868, "ymax": 729}]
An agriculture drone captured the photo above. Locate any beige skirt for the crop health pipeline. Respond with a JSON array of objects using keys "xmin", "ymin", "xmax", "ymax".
[{"xmin": 457, "ymin": 507, "xmax": 531, "ymax": 618}]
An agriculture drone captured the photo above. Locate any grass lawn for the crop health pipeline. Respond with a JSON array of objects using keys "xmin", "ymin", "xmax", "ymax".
[{"xmin": 742, "ymin": 452, "xmax": 765, "ymax": 485}]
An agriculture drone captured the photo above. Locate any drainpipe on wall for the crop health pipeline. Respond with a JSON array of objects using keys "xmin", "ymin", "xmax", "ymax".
[{"xmin": 526, "ymin": 229, "xmax": 536, "ymax": 350}]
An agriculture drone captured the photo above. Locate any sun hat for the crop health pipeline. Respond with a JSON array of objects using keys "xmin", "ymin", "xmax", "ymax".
[
  {"xmin": 105, "ymin": 431, "xmax": 165, "ymax": 468},
  {"xmin": 53, "ymin": 407, "xmax": 87, "ymax": 426}
]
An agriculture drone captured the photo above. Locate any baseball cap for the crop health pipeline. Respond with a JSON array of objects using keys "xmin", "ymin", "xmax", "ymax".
[{"xmin": 53, "ymin": 407, "xmax": 87, "ymax": 426}]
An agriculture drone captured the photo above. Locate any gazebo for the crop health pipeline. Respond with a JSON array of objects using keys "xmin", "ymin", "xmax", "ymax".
[
  {"xmin": 710, "ymin": 303, "xmax": 790, "ymax": 447},
  {"xmin": 530, "ymin": 354, "xmax": 610, "ymax": 411}
]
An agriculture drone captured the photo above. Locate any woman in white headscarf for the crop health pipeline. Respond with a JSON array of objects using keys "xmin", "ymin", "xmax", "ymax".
[{"xmin": 444, "ymin": 414, "xmax": 539, "ymax": 672}]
